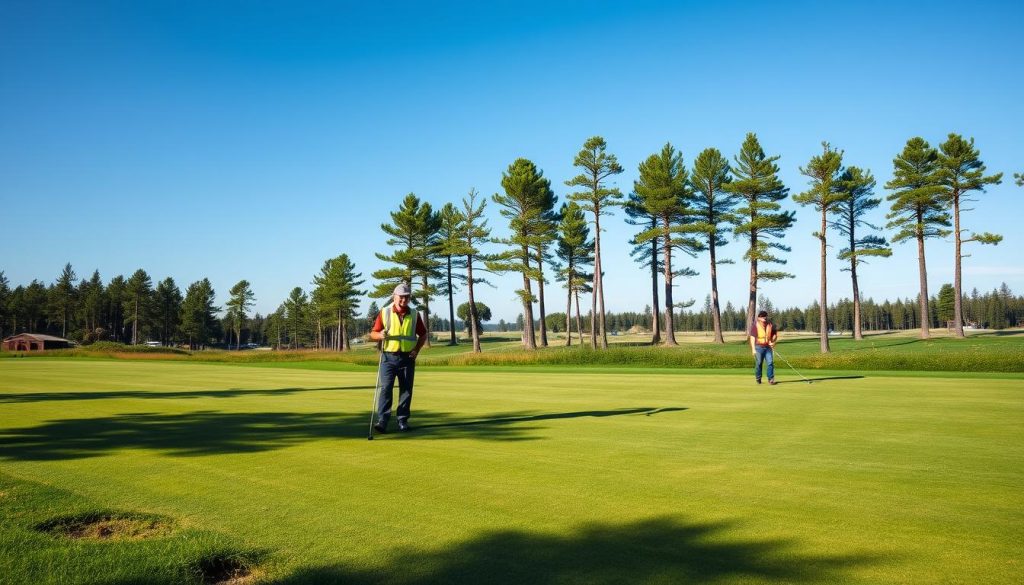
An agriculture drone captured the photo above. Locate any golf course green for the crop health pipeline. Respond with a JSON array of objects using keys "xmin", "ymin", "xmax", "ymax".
[{"xmin": 1, "ymin": 358, "xmax": 1022, "ymax": 584}]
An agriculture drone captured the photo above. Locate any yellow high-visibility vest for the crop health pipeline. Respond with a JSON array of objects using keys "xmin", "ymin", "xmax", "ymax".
[
  {"xmin": 381, "ymin": 304, "xmax": 419, "ymax": 352},
  {"xmin": 756, "ymin": 321, "xmax": 774, "ymax": 345}
]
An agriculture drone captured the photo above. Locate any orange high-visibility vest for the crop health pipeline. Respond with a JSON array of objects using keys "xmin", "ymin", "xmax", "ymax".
[{"xmin": 755, "ymin": 321, "xmax": 775, "ymax": 345}]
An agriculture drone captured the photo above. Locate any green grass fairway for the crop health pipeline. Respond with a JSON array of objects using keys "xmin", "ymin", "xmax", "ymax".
[{"xmin": 2, "ymin": 360, "xmax": 1022, "ymax": 584}]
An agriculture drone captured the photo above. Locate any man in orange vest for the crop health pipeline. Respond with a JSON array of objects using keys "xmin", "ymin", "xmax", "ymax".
[
  {"xmin": 748, "ymin": 310, "xmax": 778, "ymax": 385},
  {"xmin": 369, "ymin": 283, "xmax": 428, "ymax": 432}
]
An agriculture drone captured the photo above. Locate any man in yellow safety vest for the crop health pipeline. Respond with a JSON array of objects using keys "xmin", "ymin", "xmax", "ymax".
[
  {"xmin": 748, "ymin": 310, "xmax": 778, "ymax": 385},
  {"xmin": 369, "ymin": 282, "xmax": 428, "ymax": 432}
]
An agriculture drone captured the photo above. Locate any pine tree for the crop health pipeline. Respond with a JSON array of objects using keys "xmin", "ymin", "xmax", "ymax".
[
  {"xmin": 533, "ymin": 184, "xmax": 560, "ymax": 347},
  {"xmin": 691, "ymin": 147, "xmax": 738, "ymax": 344},
  {"xmin": 624, "ymin": 193, "xmax": 661, "ymax": 343},
  {"xmin": 566, "ymin": 136, "xmax": 624, "ymax": 349},
  {"xmin": 437, "ymin": 202, "xmax": 468, "ymax": 346},
  {"xmin": 937, "ymin": 134, "xmax": 1003, "ymax": 337},
  {"xmin": 555, "ymin": 201, "xmax": 594, "ymax": 346},
  {"xmin": 456, "ymin": 189, "xmax": 492, "ymax": 353},
  {"xmin": 106, "ymin": 275, "xmax": 127, "ymax": 341},
  {"xmin": 180, "ymin": 278, "xmax": 218, "ymax": 349},
  {"xmin": 225, "ymin": 280, "xmax": 255, "ymax": 350},
  {"xmin": 313, "ymin": 254, "xmax": 366, "ymax": 351},
  {"xmin": 153, "ymin": 277, "xmax": 182, "ymax": 346},
  {"xmin": 372, "ymin": 193, "xmax": 440, "ymax": 346},
  {"xmin": 78, "ymin": 270, "xmax": 104, "ymax": 341},
  {"xmin": 52, "ymin": 263, "xmax": 77, "ymax": 338},
  {"xmin": 488, "ymin": 158, "xmax": 551, "ymax": 350},
  {"xmin": 124, "ymin": 269, "xmax": 152, "ymax": 345},
  {"xmin": 632, "ymin": 143, "xmax": 702, "ymax": 345},
  {"xmin": 885, "ymin": 137, "xmax": 949, "ymax": 340},
  {"xmin": 283, "ymin": 287, "xmax": 308, "ymax": 349},
  {"xmin": 795, "ymin": 142, "xmax": 847, "ymax": 353},
  {"xmin": 724, "ymin": 133, "xmax": 795, "ymax": 332},
  {"xmin": 832, "ymin": 166, "xmax": 892, "ymax": 339}
]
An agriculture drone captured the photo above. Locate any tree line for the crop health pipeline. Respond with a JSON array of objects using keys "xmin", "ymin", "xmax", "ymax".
[{"xmin": 2, "ymin": 135, "xmax": 1018, "ymax": 352}]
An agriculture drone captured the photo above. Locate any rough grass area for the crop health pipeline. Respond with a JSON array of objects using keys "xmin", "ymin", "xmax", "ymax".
[
  {"xmin": 1, "ymin": 359, "xmax": 1021, "ymax": 584},
  {"xmin": 8, "ymin": 330, "xmax": 1022, "ymax": 372},
  {"xmin": 0, "ymin": 473, "xmax": 263, "ymax": 585}
]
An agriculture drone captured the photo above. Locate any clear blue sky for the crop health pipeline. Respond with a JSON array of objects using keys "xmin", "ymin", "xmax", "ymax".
[{"xmin": 2, "ymin": 0, "xmax": 1022, "ymax": 323}]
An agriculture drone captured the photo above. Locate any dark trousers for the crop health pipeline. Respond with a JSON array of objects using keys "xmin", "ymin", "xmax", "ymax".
[
  {"xmin": 376, "ymin": 351, "xmax": 415, "ymax": 425},
  {"xmin": 754, "ymin": 345, "xmax": 774, "ymax": 381}
]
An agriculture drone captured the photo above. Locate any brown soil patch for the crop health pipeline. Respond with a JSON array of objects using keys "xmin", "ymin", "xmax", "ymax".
[
  {"xmin": 196, "ymin": 555, "xmax": 258, "ymax": 585},
  {"xmin": 35, "ymin": 512, "xmax": 174, "ymax": 540}
]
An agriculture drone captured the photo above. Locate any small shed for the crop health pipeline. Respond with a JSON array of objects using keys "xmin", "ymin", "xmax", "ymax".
[{"xmin": 2, "ymin": 333, "xmax": 72, "ymax": 352}]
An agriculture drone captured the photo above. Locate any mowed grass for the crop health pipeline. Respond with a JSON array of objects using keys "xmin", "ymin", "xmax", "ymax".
[{"xmin": 1, "ymin": 360, "xmax": 1022, "ymax": 584}]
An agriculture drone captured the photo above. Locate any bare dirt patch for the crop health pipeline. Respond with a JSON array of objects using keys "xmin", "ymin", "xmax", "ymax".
[
  {"xmin": 35, "ymin": 511, "xmax": 175, "ymax": 540},
  {"xmin": 195, "ymin": 555, "xmax": 259, "ymax": 585}
]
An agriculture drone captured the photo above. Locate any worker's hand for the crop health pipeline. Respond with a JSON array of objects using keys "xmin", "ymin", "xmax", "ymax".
[
  {"xmin": 751, "ymin": 348, "xmax": 756, "ymax": 356},
  {"xmin": 410, "ymin": 349, "xmax": 418, "ymax": 359}
]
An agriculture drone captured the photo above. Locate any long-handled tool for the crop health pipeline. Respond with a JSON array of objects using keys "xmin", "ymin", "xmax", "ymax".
[
  {"xmin": 367, "ymin": 345, "xmax": 385, "ymax": 440},
  {"xmin": 772, "ymin": 347, "xmax": 813, "ymax": 384}
]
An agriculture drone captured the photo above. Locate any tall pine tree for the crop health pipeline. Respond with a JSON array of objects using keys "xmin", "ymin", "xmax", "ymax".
[
  {"xmin": 632, "ymin": 143, "xmax": 702, "ymax": 345},
  {"xmin": 555, "ymin": 201, "xmax": 594, "ymax": 346},
  {"xmin": 832, "ymin": 166, "xmax": 891, "ymax": 339},
  {"xmin": 489, "ymin": 158, "xmax": 550, "ymax": 350},
  {"xmin": 566, "ymin": 136, "xmax": 624, "ymax": 349},
  {"xmin": 724, "ymin": 133, "xmax": 795, "ymax": 331},
  {"xmin": 795, "ymin": 142, "xmax": 847, "ymax": 353},
  {"xmin": 690, "ymin": 147, "xmax": 738, "ymax": 344},
  {"xmin": 937, "ymin": 134, "xmax": 1003, "ymax": 337},
  {"xmin": 885, "ymin": 137, "xmax": 949, "ymax": 340}
]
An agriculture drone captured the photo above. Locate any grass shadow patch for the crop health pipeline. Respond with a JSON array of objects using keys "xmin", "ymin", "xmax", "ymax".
[{"xmin": 268, "ymin": 516, "xmax": 879, "ymax": 584}]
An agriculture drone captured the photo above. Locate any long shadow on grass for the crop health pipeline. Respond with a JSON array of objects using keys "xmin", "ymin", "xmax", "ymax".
[
  {"xmin": 0, "ymin": 407, "xmax": 677, "ymax": 460},
  {"xmin": 413, "ymin": 407, "xmax": 687, "ymax": 434},
  {"xmin": 774, "ymin": 376, "xmax": 865, "ymax": 384},
  {"xmin": 268, "ymin": 516, "xmax": 877, "ymax": 585},
  {"xmin": 0, "ymin": 386, "xmax": 372, "ymax": 404}
]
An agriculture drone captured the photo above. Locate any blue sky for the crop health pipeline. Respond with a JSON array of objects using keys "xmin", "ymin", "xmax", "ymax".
[{"xmin": 2, "ymin": 0, "xmax": 1022, "ymax": 322}]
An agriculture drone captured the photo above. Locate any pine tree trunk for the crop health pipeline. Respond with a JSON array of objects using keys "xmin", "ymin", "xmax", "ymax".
[
  {"xmin": 650, "ymin": 236, "xmax": 661, "ymax": 344},
  {"xmin": 709, "ymin": 237, "xmax": 725, "ymax": 344},
  {"xmin": 594, "ymin": 211, "xmax": 608, "ymax": 349},
  {"xmin": 662, "ymin": 218, "xmax": 677, "ymax": 345},
  {"xmin": 818, "ymin": 209, "xmax": 831, "ymax": 353},
  {"xmin": 952, "ymin": 194, "xmax": 965, "ymax": 337},
  {"xmin": 565, "ymin": 263, "xmax": 572, "ymax": 347},
  {"xmin": 574, "ymin": 290, "xmax": 584, "ymax": 345},
  {"xmin": 337, "ymin": 309, "xmax": 343, "ymax": 351},
  {"xmin": 520, "ymin": 245, "xmax": 537, "ymax": 349},
  {"xmin": 747, "ymin": 234, "xmax": 758, "ymax": 333},
  {"xmin": 419, "ymin": 275, "xmax": 431, "ymax": 348},
  {"xmin": 916, "ymin": 213, "xmax": 931, "ymax": 340},
  {"xmin": 467, "ymin": 255, "xmax": 481, "ymax": 353},
  {"xmin": 446, "ymin": 256, "xmax": 457, "ymax": 345},
  {"xmin": 851, "ymin": 229, "xmax": 863, "ymax": 340},
  {"xmin": 537, "ymin": 249, "xmax": 548, "ymax": 347}
]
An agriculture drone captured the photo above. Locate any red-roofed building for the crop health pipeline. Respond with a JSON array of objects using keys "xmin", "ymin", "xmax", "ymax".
[{"xmin": 2, "ymin": 333, "xmax": 72, "ymax": 351}]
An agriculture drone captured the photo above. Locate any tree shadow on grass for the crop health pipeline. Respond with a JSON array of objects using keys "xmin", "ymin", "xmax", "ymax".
[
  {"xmin": 0, "ymin": 407, "xmax": 682, "ymax": 461},
  {"xmin": 0, "ymin": 386, "xmax": 372, "ymax": 404},
  {"xmin": 269, "ymin": 516, "xmax": 879, "ymax": 585}
]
